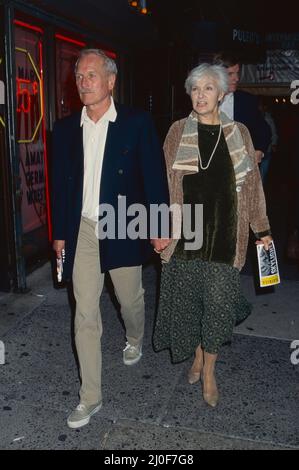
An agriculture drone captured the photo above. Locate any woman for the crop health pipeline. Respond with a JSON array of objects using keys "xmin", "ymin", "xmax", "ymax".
[{"xmin": 153, "ymin": 64, "xmax": 272, "ymax": 407}]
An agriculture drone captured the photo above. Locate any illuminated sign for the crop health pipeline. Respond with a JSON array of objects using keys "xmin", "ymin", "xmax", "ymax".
[
  {"xmin": 55, "ymin": 33, "xmax": 86, "ymax": 47},
  {"xmin": 16, "ymin": 47, "xmax": 43, "ymax": 144},
  {"xmin": 17, "ymin": 78, "xmax": 38, "ymax": 113}
]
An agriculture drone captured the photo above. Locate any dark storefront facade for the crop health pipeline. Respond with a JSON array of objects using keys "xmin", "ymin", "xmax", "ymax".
[{"xmin": 0, "ymin": 1, "xmax": 122, "ymax": 292}]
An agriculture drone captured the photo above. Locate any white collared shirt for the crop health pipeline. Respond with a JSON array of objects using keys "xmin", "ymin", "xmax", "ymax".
[
  {"xmin": 81, "ymin": 97, "xmax": 117, "ymax": 221},
  {"xmin": 219, "ymin": 92, "xmax": 234, "ymax": 120}
]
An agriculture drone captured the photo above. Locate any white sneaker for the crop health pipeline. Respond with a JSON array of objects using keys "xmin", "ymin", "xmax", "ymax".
[
  {"xmin": 67, "ymin": 402, "xmax": 102, "ymax": 429},
  {"xmin": 123, "ymin": 342, "xmax": 142, "ymax": 365}
]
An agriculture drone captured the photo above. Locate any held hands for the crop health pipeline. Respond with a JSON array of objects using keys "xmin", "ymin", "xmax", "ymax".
[
  {"xmin": 255, "ymin": 150, "xmax": 264, "ymax": 164},
  {"xmin": 150, "ymin": 238, "xmax": 172, "ymax": 254},
  {"xmin": 53, "ymin": 240, "xmax": 65, "ymax": 258},
  {"xmin": 255, "ymin": 235, "xmax": 273, "ymax": 250},
  {"xmin": 54, "ymin": 239, "xmax": 171, "ymax": 257}
]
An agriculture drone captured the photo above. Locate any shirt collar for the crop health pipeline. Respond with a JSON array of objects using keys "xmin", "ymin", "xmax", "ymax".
[
  {"xmin": 223, "ymin": 92, "xmax": 233, "ymax": 102},
  {"xmin": 80, "ymin": 96, "xmax": 117, "ymax": 127}
]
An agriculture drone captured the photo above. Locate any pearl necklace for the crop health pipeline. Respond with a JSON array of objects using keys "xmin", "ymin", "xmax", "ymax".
[{"xmin": 198, "ymin": 124, "xmax": 222, "ymax": 170}]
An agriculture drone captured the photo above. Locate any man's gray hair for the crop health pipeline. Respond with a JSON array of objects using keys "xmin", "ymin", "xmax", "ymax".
[
  {"xmin": 75, "ymin": 48, "xmax": 118, "ymax": 76},
  {"xmin": 185, "ymin": 63, "xmax": 228, "ymax": 96}
]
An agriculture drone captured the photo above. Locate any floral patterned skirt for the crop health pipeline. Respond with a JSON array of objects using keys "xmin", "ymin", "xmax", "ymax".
[{"xmin": 153, "ymin": 257, "xmax": 251, "ymax": 363}]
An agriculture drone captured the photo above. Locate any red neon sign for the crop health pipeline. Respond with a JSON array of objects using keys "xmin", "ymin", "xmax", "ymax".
[
  {"xmin": 55, "ymin": 33, "xmax": 86, "ymax": 47},
  {"xmin": 16, "ymin": 78, "xmax": 38, "ymax": 114},
  {"xmin": 55, "ymin": 33, "xmax": 117, "ymax": 59},
  {"xmin": 103, "ymin": 50, "xmax": 117, "ymax": 59},
  {"xmin": 14, "ymin": 19, "xmax": 43, "ymax": 33}
]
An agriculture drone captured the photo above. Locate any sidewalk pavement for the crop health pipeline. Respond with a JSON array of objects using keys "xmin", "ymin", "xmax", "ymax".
[{"xmin": 0, "ymin": 262, "xmax": 298, "ymax": 450}]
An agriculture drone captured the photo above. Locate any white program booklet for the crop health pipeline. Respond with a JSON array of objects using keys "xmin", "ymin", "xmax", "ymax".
[
  {"xmin": 256, "ymin": 241, "xmax": 280, "ymax": 287},
  {"xmin": 56, "ymin": 249, "xmax": 65, "ymax": 283}
]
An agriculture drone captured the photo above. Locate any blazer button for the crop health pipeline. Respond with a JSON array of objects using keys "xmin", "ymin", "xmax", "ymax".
[{"xmin": 118, "ymin": 169, "xmax": 123, "ymax": 175}]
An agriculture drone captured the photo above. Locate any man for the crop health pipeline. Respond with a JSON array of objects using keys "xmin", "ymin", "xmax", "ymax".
[
  {"xmin": 51, "ymin": 49, "xmax": 169, "ymax": 429},
  {"xmin": 213, "ymin": 52, "xmax": 271, "ymax": 163},
  {"xmin": 258, "ymin": 98, "xmax": 278, "ymax": 183}
]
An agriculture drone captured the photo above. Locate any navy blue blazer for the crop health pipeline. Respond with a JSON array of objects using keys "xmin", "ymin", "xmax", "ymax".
[
  {"xmin": 51, "ymin": 103, "xmax": 169, "ymax": 280},
  {"xmin": 234, "ymin": 90, "xmax": 271, "ymax": 154}
]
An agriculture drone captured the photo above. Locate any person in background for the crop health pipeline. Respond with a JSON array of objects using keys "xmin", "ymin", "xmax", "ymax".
[
  {"xmin": 52, "ymin": 49, "xmax": 169, "ymax": 429},
  {"xmin": 258, "ymin": 98, "xmax": 278, "ymax": 183},
  {"xmin": 153, "ymin": 63, "xmax": 272, "ymax": 408},
  {"xmin": 213, "ymin": 52, "xmax": 271, "ymax": 164}
]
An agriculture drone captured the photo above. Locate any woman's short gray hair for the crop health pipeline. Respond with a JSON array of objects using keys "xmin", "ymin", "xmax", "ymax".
[
  {"xmin": 185, "ymin": 63, "xmax": 228, "ymax": 96},
  {"xmin": 75, "ymin": 48, "xmax": 118, "ymax": 76}
]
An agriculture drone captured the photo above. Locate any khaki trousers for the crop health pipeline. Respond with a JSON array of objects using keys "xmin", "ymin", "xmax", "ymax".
[{"xmin": 72, "ymin": 217, "xmax": 145, "ymax": 405}]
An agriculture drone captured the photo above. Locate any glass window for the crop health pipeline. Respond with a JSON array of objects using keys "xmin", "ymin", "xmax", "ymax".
[
  {"xmin": 14, "ymin": 20, "xmax": 49, "ymax": 260},
  {"xmin": 55, "ymin": 34, "xmax": 86, "ymax": 119}
]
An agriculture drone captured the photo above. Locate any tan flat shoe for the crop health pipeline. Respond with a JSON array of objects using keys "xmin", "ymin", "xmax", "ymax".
[{"xmin": 187, "ymin": 369, "xmax": 201, "ymax": 385}]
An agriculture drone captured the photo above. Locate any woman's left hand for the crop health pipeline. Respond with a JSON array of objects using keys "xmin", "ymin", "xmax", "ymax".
[{"xmin": 255, "ymin": 235, "xmax": 273, "ymax": 250}]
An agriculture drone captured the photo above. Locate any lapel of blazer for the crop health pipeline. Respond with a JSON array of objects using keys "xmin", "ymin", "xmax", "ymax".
[
  {"xmin": 103, "ymin": 103, "xmax": 124, "ymax": 161},
  {"xmin": 100, "ymin": 105, "xmax": 125, "ymax": 200},
  {"xmin": 103, "ymin": 115, "xmax": 122, "ymax": 162},
  {"xmin": 234, "ymin": 90, "xmax": 245, "ymax": 122},
  {"xmin": 73, "ymin": 113, "xmax": 84, "ymax": 173}
]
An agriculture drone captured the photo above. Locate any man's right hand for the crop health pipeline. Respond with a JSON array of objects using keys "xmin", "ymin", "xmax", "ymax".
[{"xmin": 53, "ymin": 240, "xmax": 65, "ymax": 258}]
